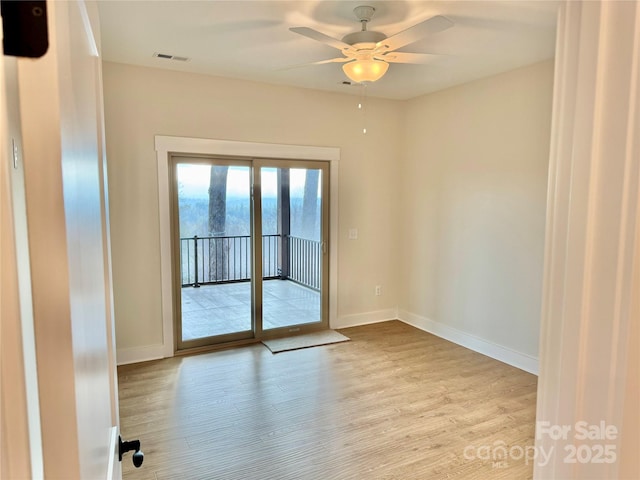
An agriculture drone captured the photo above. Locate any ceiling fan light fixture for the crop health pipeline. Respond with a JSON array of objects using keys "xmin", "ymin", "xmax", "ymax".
[{"xmin": 342, "ymin": 58, "xmax": 389, "ymax": 83}]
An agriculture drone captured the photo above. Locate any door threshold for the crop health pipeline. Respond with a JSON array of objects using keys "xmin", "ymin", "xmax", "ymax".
[{"xmin": 174, "ymin": 337, "xmax": 261, "ymax": 357}]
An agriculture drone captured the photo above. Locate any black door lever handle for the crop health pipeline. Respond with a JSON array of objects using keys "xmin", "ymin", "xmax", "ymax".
[{"xmin": 119, "ymin": 435, "xmax": 144, "ymax": 468}]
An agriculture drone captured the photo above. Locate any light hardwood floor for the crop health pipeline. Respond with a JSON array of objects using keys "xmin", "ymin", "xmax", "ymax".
[{"xmin": 118, "ymin": 321, "xmax": 537, "ymax": 480}]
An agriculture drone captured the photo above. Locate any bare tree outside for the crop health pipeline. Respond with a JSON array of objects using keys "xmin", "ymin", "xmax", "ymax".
[
  {"xmin": 301, "ymin": 169, "xmax": 319, "ymax": 240},
  {"xmin": 208, "ymin": 165, "xmax": 229, "ymax": 281}
]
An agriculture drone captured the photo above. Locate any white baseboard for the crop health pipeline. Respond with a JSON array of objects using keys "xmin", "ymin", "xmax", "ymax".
[
  {"xmin": 398, "ymin": 310, "xmax": 539, "ymax": 375},
  {"xmin": 116, "ymin": 309, "xmax": 397, "ymax": 364},
  {"xmin": 332, "ymin": 308, "xmax": 398, "ymax": 329},
  {"xmin": 115, "ymin": 310, "xmax": 538, "ymax": 375},
  {"xmin": 116, "ymin": 343, "xmax": 167, "ymax": 366}
]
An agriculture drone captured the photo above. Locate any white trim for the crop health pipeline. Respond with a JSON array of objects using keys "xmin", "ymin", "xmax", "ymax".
[
  {"xmin": 155, "ymin": 135, "xmax": 340, "ymax": 358},
  {"xmin": 116, "ymin": 344, "xmax": 166, "ymax": 366},
  {"xmin": 333, "ymin": 308, "xmax": 398, "ymax": 329},
  {"xmin": 398, "ymin": 310, "xmax": 539, "ymax": 375},
  {"xmin": 76, "ymin": 0, "xmax": 99, "ymax": 58},
  {"xmin": 106, "ymin": 426, "xmax": 120, "ymax": 480},
  {"xmin": 2, "ymin": 55, "xmax": 44, "ymax": 480},
  {"xmin": 332, "ymin": 306, "xmax": 540, "ymax": 374},
  {"xmin": 154, "ymin": 135, "xmax": 340, "ymax": 162},
  {"xmin": 156, "ymin": 146, "xmax": 174, "ymax": 358}
]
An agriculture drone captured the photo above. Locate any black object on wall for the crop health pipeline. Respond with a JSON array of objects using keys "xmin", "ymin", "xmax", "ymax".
[{"xmin": 1, "ymin": 1, "xmax": 48, "ymax": 58}]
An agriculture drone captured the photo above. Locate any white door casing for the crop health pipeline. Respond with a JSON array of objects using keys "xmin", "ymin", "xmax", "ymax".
[
  {"xmin": 154, "ymin": 136, "xmax": 340, "ymax": 360},
  {"xmin": 0, "ymin": 42, "xmax": 44, "ymax": 480}
]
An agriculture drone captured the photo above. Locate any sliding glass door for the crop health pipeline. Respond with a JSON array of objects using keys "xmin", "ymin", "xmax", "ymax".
[
  {"xmin": 171, "ymin": 156, "xmax": 329, "ymax": 350},
  {"xmin": 256, "ymin": 161, "xmax": 329, "ymax": 338},
  {"xmin": 172, "ymin": 158, "xmax": 254, "ymax": 349}
]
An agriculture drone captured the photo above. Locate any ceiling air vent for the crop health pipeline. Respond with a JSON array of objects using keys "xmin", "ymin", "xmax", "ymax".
[{"xmin": 153, "ymin": 52, "xmax": 190, "ymax": 62}]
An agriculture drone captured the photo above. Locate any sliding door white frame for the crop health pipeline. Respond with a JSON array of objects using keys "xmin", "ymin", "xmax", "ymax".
[{"xmin": 155, "ymin": 135, "xmax": 339, "ymax": 357}]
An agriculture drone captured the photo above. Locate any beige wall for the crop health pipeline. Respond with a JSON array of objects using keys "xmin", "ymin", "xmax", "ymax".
[
  {"xmin": 399, "ymin": 60, "xmax": 554, "ymax": 360},
  {"xmin": 103, "ymin": 62, "xmax": 403, "ymax": 351},
  {"xmin": 103, "ymin": 59, "xmax": 553, "ymax": 365}
]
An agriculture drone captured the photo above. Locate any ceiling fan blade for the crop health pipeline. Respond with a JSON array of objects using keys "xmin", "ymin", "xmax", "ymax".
[
  {"xmin": 375, "ymin": 52, "xmax": 440, "ymax": 64},
  {"xmin": 289, "ymin": 27, "xmax": 353, "ymax": 51},
  {"xmin": 311, "ymin": 57, "xmax": 353, "ymax": 65},
  {"xmin": 377, "ymin": 15, "xmax": 454, "ymax": 51},
  {"xmin": 279, "ymin": 57, "xmax": 351, "ymax": 71}
]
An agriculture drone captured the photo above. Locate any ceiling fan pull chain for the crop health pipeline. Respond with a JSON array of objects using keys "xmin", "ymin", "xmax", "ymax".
[{"xmin": 359, "ymin": 83, "xmax": 368, "ymax": 134}]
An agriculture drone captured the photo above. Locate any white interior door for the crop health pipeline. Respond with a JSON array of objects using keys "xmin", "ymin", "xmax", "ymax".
[{"xmin": 3, "ymin": 1, "xmax": 123, "ymax": 478}]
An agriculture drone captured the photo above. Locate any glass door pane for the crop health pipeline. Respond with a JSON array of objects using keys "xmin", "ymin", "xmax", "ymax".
[
  {"xmin": 260, "ymin": 165, "xmax": 325, "ymax": 333},
  {"xmin": 174, "ymin": 160, "xmax": 254, "ymax": 349},
  {"xmin": 172, "ymin": 157, "xmax": 329, "ymax": 350}
]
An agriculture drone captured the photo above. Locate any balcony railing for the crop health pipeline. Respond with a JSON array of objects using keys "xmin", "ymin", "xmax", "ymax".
[{"xmin": 180, "ymin": 234, "xmax": 321, "ymax": 291}]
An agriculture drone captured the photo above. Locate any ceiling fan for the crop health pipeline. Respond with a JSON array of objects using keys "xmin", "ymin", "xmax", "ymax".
[{"xmin": 289, "ymin": 5, "xmax": 454, "ymax": 83}]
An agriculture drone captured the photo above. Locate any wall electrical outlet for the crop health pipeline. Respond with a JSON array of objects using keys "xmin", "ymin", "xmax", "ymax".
[
  {"xmin": 375, "ymin": 285, "xmax": 382, "ymax": 296},
  {"xmin": 348, "ymin": 228, "xmax": 358, "ymax": 240}
]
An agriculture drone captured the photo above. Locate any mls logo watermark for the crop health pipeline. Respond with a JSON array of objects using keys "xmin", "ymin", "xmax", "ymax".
[
  {"xmin": 537, "ymin": 420, "xmax": 618, "ymax": 465},
  {"xmin": 463, "ymin": 441, "xmax": 551, "ymax": 467},
  {"xmin": 463, "ymin": 421, "xmax": 618, "ymax": 468}
]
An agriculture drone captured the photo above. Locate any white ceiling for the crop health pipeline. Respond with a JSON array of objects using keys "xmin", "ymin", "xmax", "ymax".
[{"xmin": 97, "ymin": 0, "xmax": 558, "ymax": 100}]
